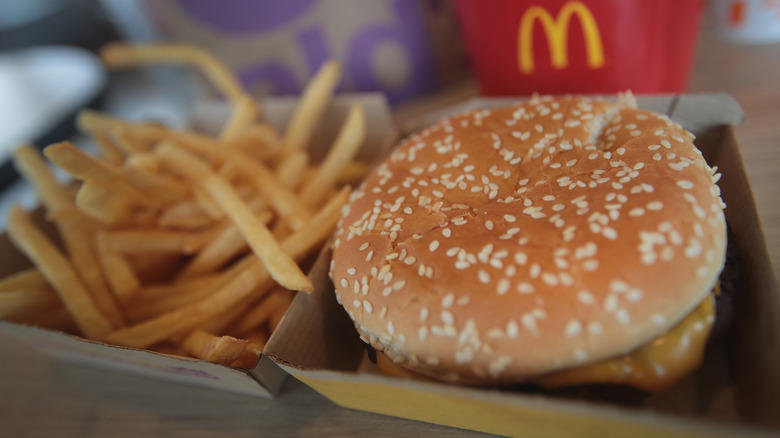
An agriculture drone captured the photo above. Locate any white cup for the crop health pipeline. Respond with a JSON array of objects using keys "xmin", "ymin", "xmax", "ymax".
[{"xmin": 712, "ymin": 0, "xmax": 780, "ymax": 44}]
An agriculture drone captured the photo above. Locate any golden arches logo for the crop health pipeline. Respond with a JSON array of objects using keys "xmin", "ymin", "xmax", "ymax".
[{"xmin": 517, "ymin": 1, "xmax": 605, "ymax": 74}]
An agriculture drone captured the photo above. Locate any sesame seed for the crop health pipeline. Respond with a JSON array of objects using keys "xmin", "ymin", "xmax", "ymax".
[
  {"xmin": 605, "ymin": 295, "xmax": 619, "ymax": 312},
  {"xmin": 677, "ymin": 180, "xmax": 694, "ymax": 189},
  {"xmin": 517, "ymin": 282, "xmax": 535, "ymax": 294},
  {"xmin": 616, "ymin": 309, "xmax": 631, "ymax": 325},
  {"xmin": 521, "ymin": 314, "xmax": 539, "ymax": 333},
  {"xmin": 647, "ymin": 201, "xmax": 664, "ymax": 211},
  {"xmin": 455, "ymin": 260, "xmax": 470, "ymax": 270},
  {"xmin": 478, "ymin": 270, "xmax": 491, "ymax": 284},
  {"xmin": 578, "ymin": 290, "xmax": 595, "ymax": 304},
  {"xmin": 588, "ymin": 322, "xmax": 603, "ymax": 336},
  {"xmin": 429, "ymin": 240, "xmax": 440, "ymax": 252},
  {"xmin": 603, "ymin": 227, "xmax": 618, "ymax": 240},
  {"xmin": 627, "ymin": 289, "xmax": 644, "ymax": 302},
  {"xmin": 542, "ymin": 273, "xmax": 558, "ymax": 286},
  {"xmin": 565, "ymin": 320, "xmax": 582, "ymax": 337},
  {"xmin": 497, "ymin": 279, "xmax": 510, "ymax": 295},
  {"xmin": 418, "ymin": 326, "xmax": 428, "ymax": 341},
  {"xmin": 583, "ymin": 259, "xmax": 599, "ymax": 271}
]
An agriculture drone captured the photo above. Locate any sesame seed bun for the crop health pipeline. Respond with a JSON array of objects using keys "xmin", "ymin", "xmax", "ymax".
[{"xmin": 329, "ymin": 95, "xmax": 727, "ymax": 385}]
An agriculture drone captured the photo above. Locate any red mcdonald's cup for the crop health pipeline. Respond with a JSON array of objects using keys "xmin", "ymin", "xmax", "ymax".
[{"xmin": 453, "ymin": 0, "xmax": 705, "ymax": 95}]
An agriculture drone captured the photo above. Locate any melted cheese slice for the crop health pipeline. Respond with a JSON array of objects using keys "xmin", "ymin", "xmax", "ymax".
[{"xmin": 533, "ymin": 292, "xmax": 716, "ymax": 392}]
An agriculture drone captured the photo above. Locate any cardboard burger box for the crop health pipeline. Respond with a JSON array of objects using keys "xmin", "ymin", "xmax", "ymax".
[
  {"xmin": 264, "ymin": 94, "xmax": 780, "ymax": 437},
  {"xmin": 0, "ymin": 93, "xmax": 397, "ymax": 398}
]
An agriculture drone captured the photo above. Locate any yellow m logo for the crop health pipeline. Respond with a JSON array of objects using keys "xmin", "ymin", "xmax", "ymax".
[{"xmin": 517, "ymin": 1, "xmax": 605, "ymax": 74}]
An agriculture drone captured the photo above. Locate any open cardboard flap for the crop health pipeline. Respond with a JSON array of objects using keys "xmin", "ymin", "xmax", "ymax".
[
  {"xmin": 0, "ymin": 93, "xmax": 397, "ymax": 398},
  {"xmin": 265, "ymin": 94, "xmax": 780, "ymax": 437}
]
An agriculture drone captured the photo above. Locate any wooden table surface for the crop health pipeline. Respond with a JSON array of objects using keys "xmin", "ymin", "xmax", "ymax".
[{"xmin": 1, "ymin": 20, "xmax": 778, "ymax": 438}]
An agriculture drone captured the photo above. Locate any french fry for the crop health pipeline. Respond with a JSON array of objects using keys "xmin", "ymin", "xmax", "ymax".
[
  {"xmin": 127, "ymin": 273, "xmax": 232, "ymax": 322},
  {"xmin": 298, "ymin": 104, "xmax": 366, "ymax": 207},
  {"xmin": 228, "ymin": 288, "xmax": 291, "ymax": 337},
  {"xmin": 104, "ymin": 188, "xmax": 350, "ymax": 348},
  {"xmin": 230, "ymin": 348, "xmax": 263, "ymax": 369},
  {"xmin": 13, "ymin": 145, "xmax": 126, "ymax": 328},
  {"xmin": 92, "ymin": 132, "xmax": 125, "ymax": 165},
  {"xmin": 105, "ymin": 261, "xmax": 272, "ymax": 348},
  {"xmin": 336, "ymin": 160, "xmax": 372, "ymax": 185},
  {"xmin": 120, "ymin": 164, "xmax": 190, "ymax": 204},
  {"xmin": 2, "ymin": 43, "xmax": 371, "ymax": 368},
  {"xmin": 180, "ymin": 329, "xmax": 249, "ymax": 365},
  {"xmin": 95, "ymin": 235, "xmax": 142, "ymax": 306},
  {"xmin": 220, "ymin": 94, "xmax": 260, "ymax": 142},
  {"xmin": 7, "ymin": 206, "xmax": 115, "ymax": 339},
  {"xmin": 113, "ymin": 128, "xmax": 151, "ymax": 155},
  {"xmin": 233, "ymin": 122, "xmax": 281, "ymax": 160},
  {"xmin": 15, "ymin": 306, "xmax": 76, "ymax": 333},
  {"xmin": 245, "ymin": 329, "xmax": 269, "ymax": 350},
  {"xmin": 158, "ymin": 200, "xmax": 214, "ymax": 230},
  {"xmin": 100, "ymin": 43, "xmax": 249, "ymax": 104},
  {"xmin": 177, "ymin": 221, "xmax": 261, "ymax": 281},
  {"xmin": 77, "ymin": 109, "xmax": 169, "ymax": 141},
  {"xmin": 191, "ymin": 185, "xmax": 226, "ymax": 220},
  {"xmin": 124, "ymin": 152, "xmax": 161, "ymax": 173},
  {"xmin": 155, "ymin": 143, "xmax": 313, "ymax": 292},
  {"xmin": 0, "ymin": 285, "xmax": 61, "ymax": 320},
  {"xmin": 166, "ymin": 136, "xmax": 313, "ymax": 230},
  {"xmin": 278, "ymin": 60, "xmax": 341, "ymax": 157},
  {"xmin": 44, "ymin": 142, "xmax": 166, "ymax": 209},
  {"xmin": 275, "ymin": 149, "xmax": 309, "ymax": 189},
  {"xmin": 12, "ymin": 144, "xmax": 72, "ymax": 214},
  {"xmin": 124, "ymin": 252, "xmax": 185, "ymax": 286},
  {"xmin": 75, "ymin": 182, "xmax": 135, "ymax": 227},
  {"xmin": 0, "ymin": 268, "xmax": 48, "ymax": 293},
  {"xmin": 98, "ymin": 229, "xmax": 211, "ymax": 255}
]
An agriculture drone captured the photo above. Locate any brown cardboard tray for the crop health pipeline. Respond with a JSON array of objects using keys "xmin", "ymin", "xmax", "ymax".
[{"xmin": 265, "ymin": 94, "xmax": 780, "ymax": 436}]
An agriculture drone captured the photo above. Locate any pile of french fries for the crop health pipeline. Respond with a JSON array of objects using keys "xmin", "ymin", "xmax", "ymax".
[{"xmin": 0, "ymin": 43, "xmax": 368, "ymax": 368}]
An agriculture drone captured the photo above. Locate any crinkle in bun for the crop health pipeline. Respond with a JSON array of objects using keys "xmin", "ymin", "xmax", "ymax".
[{"xmin": 329, "ymin": 94, "xmax": 726, "ymax": 386}]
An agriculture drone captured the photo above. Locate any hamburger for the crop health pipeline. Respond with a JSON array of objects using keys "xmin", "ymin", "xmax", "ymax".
[{"xmin": 329, "ymin": 94, "xmax": 727, "ymax": 391}]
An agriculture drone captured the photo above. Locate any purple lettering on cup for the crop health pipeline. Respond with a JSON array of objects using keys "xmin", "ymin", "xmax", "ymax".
[
  {"xmin": 238, "ymin": 63, "xmax": 301, "ymax": 95},
  {"xmin": 347, "ymin": 0, "xmax": 436, "ymax": 103},
  {"xmin": 174, "ymin": 0, "xmax": 316, "ymax": 35}
]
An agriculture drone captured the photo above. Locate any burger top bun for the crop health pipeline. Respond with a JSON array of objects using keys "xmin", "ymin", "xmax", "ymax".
[{"xmin": 329, "ymin": 95, "xmax": 727, "ymax": 385}]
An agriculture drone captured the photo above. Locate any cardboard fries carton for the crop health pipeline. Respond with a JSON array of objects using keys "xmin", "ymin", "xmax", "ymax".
[
  {"xmin": 265, "ymin": 94, "xmax": 780, "ymax": 436},
  {"xmin": 0, "ymin": 93, "xmax": 397, "ymax": 398}
]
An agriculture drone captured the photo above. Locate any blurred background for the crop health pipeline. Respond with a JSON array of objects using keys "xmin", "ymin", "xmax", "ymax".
[{"xmin": 0, "ymin": 0, "xmax": 779, "ymax": 278}]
